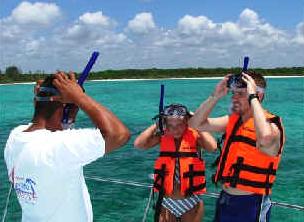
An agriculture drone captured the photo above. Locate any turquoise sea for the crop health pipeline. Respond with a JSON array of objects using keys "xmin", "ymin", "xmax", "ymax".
[{"xmin": 0, "ymin": 77, "xmax": 303, "ymax": 221}]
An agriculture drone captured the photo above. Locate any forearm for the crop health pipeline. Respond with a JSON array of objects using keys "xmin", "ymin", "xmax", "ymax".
[
  {"xmin": 76, "ymin": 94, "xmax": 114, "ymax": 129},
  {"xmin": 189, "ymin": 94, "xmax": 219, "ymax": 129},
  {"xmin": 134, "ymin": 124, "xmax": 159, "ymax": 149},
  {"xmin": 76, "ymin": 94, "xmax": 130, "ymax": 150},
  {"xmin": 251, "ymin": 99, "xmax": 273, "ymax": 145},
  {"xmin": 198, "ymin": 132, "xmax": 217, "ymax": 152}
]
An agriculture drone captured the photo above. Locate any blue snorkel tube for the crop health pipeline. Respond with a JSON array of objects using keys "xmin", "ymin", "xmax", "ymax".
[
  {"xmin": 62, "ymin": 51, "xmax": 100, "ymax": 126},
  {"xmin": 158, "ymin": 84, "xmax": 165, "ymax": 135},
  {"xmin": 242, "ymin": 56, "xmax": 249, "ymax": 72},
  {"xmin": 77, "ymin": 51, "xmax": 100, "ymax": 86}
]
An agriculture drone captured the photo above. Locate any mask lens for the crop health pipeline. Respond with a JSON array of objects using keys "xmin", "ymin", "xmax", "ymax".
[
  {"xmin": 227, "ymin": 74, "xmax": 247, "ymax": 89},
  {"xmin": 164, "ymin": 104, "xmax": 188, "ymax": 117}
]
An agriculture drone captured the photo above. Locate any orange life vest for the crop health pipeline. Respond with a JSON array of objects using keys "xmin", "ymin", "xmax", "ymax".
[
  {"xmin": 153, "ymin": 128, "xmax": 206, "ymax": 196},
  {"xmin": 214, "ymin": 111, "xmax": 285, "ymax": 195}
]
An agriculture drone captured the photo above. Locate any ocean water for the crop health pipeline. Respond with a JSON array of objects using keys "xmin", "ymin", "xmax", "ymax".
[{"xmin": 0, "ymin": 77, "xmax": 303, "ymax": 221}]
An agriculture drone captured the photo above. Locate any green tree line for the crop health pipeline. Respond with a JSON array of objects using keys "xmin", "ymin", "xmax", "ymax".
[{"xmin": 0, "ymin": 65, "xmax": 303, "ymax": 84}]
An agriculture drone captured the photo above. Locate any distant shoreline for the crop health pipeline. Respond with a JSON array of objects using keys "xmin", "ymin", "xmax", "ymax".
[{"xmin": 0, "ymin": 75, "xmax": 303, "ymax": 86}]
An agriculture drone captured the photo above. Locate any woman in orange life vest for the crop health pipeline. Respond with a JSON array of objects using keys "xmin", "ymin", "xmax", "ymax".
[{"xmin": 134, "ymin": 104, "xmax": 217, "ymax": 222}]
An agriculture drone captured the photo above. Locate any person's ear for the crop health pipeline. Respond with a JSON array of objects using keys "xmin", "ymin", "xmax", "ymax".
[{"xmin": 258, "ymin": 92, "xmax": 264, "ymax": 102}]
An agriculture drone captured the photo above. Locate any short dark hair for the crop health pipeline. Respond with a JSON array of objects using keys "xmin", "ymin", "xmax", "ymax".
[
  {"xmin": 245, "ymin": 71, "xmax": 267, "ymax": 89},
  {"xmin": 33, "ymin": 75, "xmax": 62, "ymax": 120}
]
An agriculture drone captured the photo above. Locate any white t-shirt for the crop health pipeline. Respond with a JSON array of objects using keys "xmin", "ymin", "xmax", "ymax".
[{"xmin": 4, "ymin": 124, "xmax": 105, "ymax": 222}]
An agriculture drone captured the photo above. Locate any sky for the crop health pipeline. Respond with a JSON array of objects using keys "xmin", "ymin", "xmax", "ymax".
[{"xmin": 1, "ymin": 0, "xmax": 303, "ymax": 73}]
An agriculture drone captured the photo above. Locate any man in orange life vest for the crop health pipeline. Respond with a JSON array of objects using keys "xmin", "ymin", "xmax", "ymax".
[
  {"xmin": 134, "ymin": 104, "xmax": 217, "ymax": 222},
  {"xmin": 189, "ymin": 72, "xmax": 285, "ymax": 222}
]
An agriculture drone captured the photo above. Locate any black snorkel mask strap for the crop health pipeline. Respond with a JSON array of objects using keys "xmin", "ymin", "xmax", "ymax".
[
  {"xmin": 152, "ymin": 84, "xmax": 165, "ymax": 136},
  {"xmin": 35, "ymin": 87, "xmax": 60, "ymax": 102},
  {"xmin": 159, "ymin": 84, "xmax": 165, "ymax": 135}
]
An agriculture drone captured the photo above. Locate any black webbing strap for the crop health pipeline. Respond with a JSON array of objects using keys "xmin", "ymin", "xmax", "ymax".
[
  {"xmin": 212, "ymin": 134, "xmax": 225, "ymax": 168},
  {"xmin": 154, "ymin": 164, "xmax": 166, "ymax": 222},
  {"xmin": 221, "ymin": 176, "xmax": 274, "ymax": 189},
  {"xmin": 159, "ymin": 151, "xmax": 198, "ymax": 158},
  {"xmin": 183, "ymin": 164, "xmax": 206, "ymax": 196},
  {"xmin": 153, "ymin": 165, "xmax": 166, "ymax": 191},
  {"xmin": 230, "ymin": 157, "xmax": 244, "ymax": 187},
  {"xmin": 222, "ymin": 157, "xmax": 276, "ymax": 193},
  {"xmin": 265, "ymin": 162, "xmax": 274, "ymax": 195},
  {"xmin": 232, "ymin": 161, "xmax": 277, "ymax": 176},
  {"xmin": 185, "ymin": 183, "xmax": 206, "ymax": 196},
  {"xmin": 230, "ymin": 135, "xmax": 256, "ymax": 147},
  {"xmin": 216, "ymin": 117, "xmax": 243, "ymax": 183}
]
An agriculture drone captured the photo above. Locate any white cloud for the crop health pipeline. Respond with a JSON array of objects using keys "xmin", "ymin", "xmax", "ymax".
[
  {"xmin": 0, "ymin": 1, "xmax": 61, "ymax": 44},
  {"xmin": 294, "ymin": 22, "xmax": 304, "ymax": 44},
  {"xmin": 0, "ymin": 22, "xmax": 22, "ymax": 42},
  {"xmin": 11, "ymin": 1, "xmax": 61, "ymax": 25},
  {"xmin": 178, "ymin": 15, "xmax": 216, "ymax": 35},
  {"xmin": 297, "ymin": 22, "xmax": 304, "ymax": 36},
  {"xmin": 239, "ymin": 8, "xmax": 260, "ymax": 28},
  {"xmin": 127, "ymin": 9, "xmax": 302, "ymax": 68},
  {"xmin": 25, "ymin": 38, "xmax": 45, "ymax": 55},
  {"xmin": 219, "ymin": 22, "xmax": 243, "ymax": 40},
  {"xmin": 60, "ymin": 11, "xmax": 123, "ymax": 45},
  {"xmin": 0, "ymin": 2, "xmax": 60, "ymax": 71},
  {"xmin": 127, "ymin": 12, "xmax": 156, "ymax": 34},
  {"xmin": 79, "ymin": 11, "xmax": 111, "ymax": 26},
  {"xmin": 1, "ymin": 6, "xmax": 303, "ymax": 72}
]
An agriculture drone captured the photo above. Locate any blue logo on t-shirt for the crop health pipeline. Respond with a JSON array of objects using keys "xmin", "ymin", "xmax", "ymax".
[{"xmin": 14, "ymin": 177, "xmax": 37, "ymax": 204}]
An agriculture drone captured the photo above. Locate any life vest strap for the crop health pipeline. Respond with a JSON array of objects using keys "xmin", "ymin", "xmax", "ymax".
[
  {"xmin": 222, "ymin": 157, "xmax": 276, "ymax": 195},
  {"xmin": 153, "ymin": 164, "xmax": 166, "ymax": 192},
  {"xmin": 232, "ymin": 161, "xmax": 277, "ymax": 176},
  {"xmin": 215, "ymin": 117, "xmax": 243, "ymax": 183},
  {"xmin": 183, "ymin": 170, "xmax": 205, "ymax": 178},
  {"xmin": 221, "ymin": 176, "xmax": 273, "ymax": 189},
  {"xmin": 183, "ymin": 164, "xmax": 206, "ymax": 196},
  {"xmin": 185, "ymin": 182, "xmax": 206, "ymax": 196},
  {"xmin": 159, "ymin": 151, "xmax": 198, "ymax": 158},
  {"xmin": 221, "ymin": 159, "xmax": 274, "ymax": 194},
  {"xmin": 230, "ymin": 135, "xmax": 256, "ymax": 147}
]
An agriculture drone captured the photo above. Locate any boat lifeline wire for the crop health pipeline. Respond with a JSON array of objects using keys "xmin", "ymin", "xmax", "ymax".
[{"xmin": 2, "ymin": 176, "xmax": 304, "ymax": 222}]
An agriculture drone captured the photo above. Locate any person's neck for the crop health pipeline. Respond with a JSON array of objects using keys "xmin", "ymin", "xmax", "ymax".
[
  {"xmin": 25, "ymin": 117, "xmax": 62, "ymax": 132},
  {"xmin": 241, "ymin": 112, "xmax": 252, "ymax": 123},
  {"xmin": 240, "ymin": 108, "xmax": 262, "ymax": 122},
  {"xmin": 174, "ymin": 138, "xmax": 182, "ymax": 151}
]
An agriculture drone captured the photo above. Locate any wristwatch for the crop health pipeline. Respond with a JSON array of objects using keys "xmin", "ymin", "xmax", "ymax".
[{"xmin": 248, "ymin": 93, "xmax": 259, "ymax": 104}]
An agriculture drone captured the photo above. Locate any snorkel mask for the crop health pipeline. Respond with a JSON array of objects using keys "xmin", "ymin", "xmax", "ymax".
[
  {"xmin": 227, "ymin": 74, "xmax": 247, "ymax": 89},
  {"xmin": 227, "ymin": 56, "xmax": 249, "ymax": 90},
  {"xmin": 152, "ymin": 84, "xmax": 191, "ymax": 135},
  {"xmin": 35, "ymin": 86, "xmax": 59, "ymax": 102},
  {"xmin": 153, "ymin": 103, "xmax": 190, "ymax": 134},
  {"xmin": 163, "ymin": 104, "xmax": 189, "ymax": 118}
]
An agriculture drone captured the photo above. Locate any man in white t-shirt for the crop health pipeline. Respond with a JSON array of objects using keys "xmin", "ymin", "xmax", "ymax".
[{"xmin": 4, "ymin": 72, "xmax": 130, "ymax": 222}]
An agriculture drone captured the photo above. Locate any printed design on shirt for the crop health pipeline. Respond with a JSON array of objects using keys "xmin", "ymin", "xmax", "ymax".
[{"xmin": 12, "ymin": 172, "xmax": 38, "ymax": 204}]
